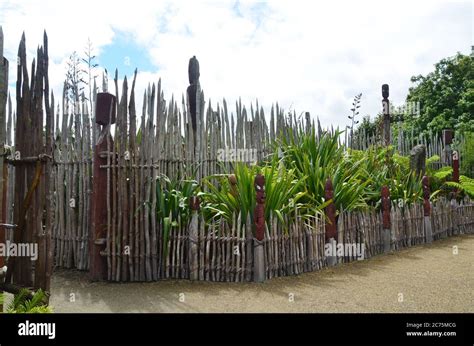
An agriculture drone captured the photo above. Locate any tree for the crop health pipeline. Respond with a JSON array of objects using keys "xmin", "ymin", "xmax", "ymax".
[
  {"xmin": 352, "ymin": 51, "xmax": 473, "ymax": 170},
  {"xmin": 405, "ymin": 52, "xmax": 473, "ymax": 135}
]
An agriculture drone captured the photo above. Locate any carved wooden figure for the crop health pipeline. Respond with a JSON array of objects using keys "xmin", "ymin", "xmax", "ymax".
[
  {"xmin": 381, "ymin": 185, "xmax": 391, "ymax": 229},
  {"xmin": 422, "ymin": 176, "xmax": 433, "ymax": 243},
  {"xmin": 254, "ymin": 174, "xmax": 265, "ymax": 241},
  {"xmin": 452, "ymin": 151, "xmax": 459, "ymax": 183},
  {"xmin": 229, "ymin": 174, "xmax": 238, "ymax": 199},
  {"xmin": 324, "ymin": 178, "xmax": 337, "ymax": 242},
  {"xmin": 381, "ymin": 185, "xmax": 392, "ymax": 252},
  {"xmin": 422, "ymin": 176, "xmax": 431, "ymax": 217},
  {"xmin": 187, "ymin": 56, "xmax": 200, "ymax": 133}
]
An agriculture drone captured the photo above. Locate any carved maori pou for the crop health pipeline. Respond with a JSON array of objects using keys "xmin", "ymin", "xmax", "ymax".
[
  {"xmin": 254, "ymin": 174, "xmax": 265, "ymax": 241},
  {"xmin": 422, "ymin": 176, "xmax": 430, "ymax": 216},
  {"xmin": 324, "ymin": 178, "xmax": 337, "ymax": 241},
  {"xmin": 452, "ymin": 151, "xmax": 459, "ymax": 183},
  {"xmin": 95, "ymin": 92, "xmax": 117, "ymax": 126},
  {"xmin": 228, "ymin": 174, "xmax": 238, "ymax": 198},
  {"xmin": 187, "ymin": 56, "xmax": 200, "ymax": 133},
  {"xmin": 188, "ymin": 56, "xmax": 200, "ymax": 85},
  {"xmin": 410, "ymin": 144, "xmax": 426, "ymax": 176},
  {"xmin": 381, "ymin": 185, "xmax": 391, "ymax": 229},
  {"xmin": 189, "ymin": 195, "xmax": 201, "ymax": 211}
]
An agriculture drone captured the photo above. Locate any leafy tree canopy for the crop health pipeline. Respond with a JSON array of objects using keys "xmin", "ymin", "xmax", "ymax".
[{"xmin": 405, "ymin": 52, "xmax": 473, "ymax": 135}]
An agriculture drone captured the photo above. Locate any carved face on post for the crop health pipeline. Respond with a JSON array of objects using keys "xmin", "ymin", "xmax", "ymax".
[
  {"xmin": 95, "ymin": 92, "xmax": 117, "ymax": 126},
  {"xmin": 324, "ymin": 178, "xmax": 337, "ymax": 241},
  {"xmin": 229, "ymin": 174, "xmax": 238, "ymax": 197},
  {"xmin": 422, "ymin": 176, "xmax": 431, "ymax": 216},
  {"xmin": 422, "ymin": 176, "xmax": 430, "ymax": 200},
  {"xmin": 452, "ymin": 150, "xmax": 460, "ymax": 185},
  {"xmin": 229, "ymin": 174, "xmax": 237, "ymax": 186},
  {"xmin": 188, "ymin": 56, "xmax": 200, "ymax": 85},
  {"xmin": 382, "ymin": 84, "xmax": 389, "ymax": 99},
  {"xmin": 325, "ymin": 179, "xmax": 334, "ymax": 200},
  {"xmin": 254, "ymin": 174, "xmax": 265, "ymax": 204},
  {"xmin": 189, "ymin": 196, "xmax": 200, "ymax": 211},
  {"xmin": 381, "ymin": 185, "xmax": 391, "ymax": 229},
  {"xmin": 254, "ymin": 174, "xmax": 265, "ymax": 241}
]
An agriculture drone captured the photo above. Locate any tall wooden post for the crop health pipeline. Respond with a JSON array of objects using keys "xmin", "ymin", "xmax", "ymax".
[
  {"xmin": 89, "ymin": 92, "xmax": 116, "ymax": 281},
  {"xmin": 253, "ymin": 173, "xmax": 265, "ymax": 282},
  {"xmin": 381, "ymin": 185, "xmax": 391, "ymax": 253},
  {"xmin": 324, "ymin": 178, "xmax": 337, "ymax": 266},
  {"xmin": 452, "ymin": 150, "xmax": 459, "ymax": 183},
  {"xmin": 0, "ymin": 25, "xmax": 7, "ymax": 311},
  {"xmin": 442, "ymin": 129, "xmax": 454, "ymax": 165},
  {"xmin": 422, "ymin": 176, "xmax": 433, "ymax": 243},
  {"xmin": 382, "ymin": 84, "xmax": 390, "ymax": 146},
  {"xmin": 188, "ymin": 196, "xmax": 200, "ymax": 280},
  {"xmin": 34, "ymin": 31, "xmax": 54, "ymax": 294},
  {"xmin": 6, "ymin": 32, "xmax": 49, "ymax": 289},
  {"xmin": 187, "ymin": 56, "xmax": 200, "ymax": 151}
]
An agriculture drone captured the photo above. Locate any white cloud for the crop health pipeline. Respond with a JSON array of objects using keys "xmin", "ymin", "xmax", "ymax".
[{"xmin": 0, "ymin": 0, "xmax": 471, "ymax": 130}]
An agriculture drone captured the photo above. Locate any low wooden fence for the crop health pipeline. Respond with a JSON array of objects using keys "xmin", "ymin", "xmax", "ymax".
[
  {"xmin": 100, "ymin": 198, "xmax": 473, "ymax": 282},
  {"xmin": 337, "ymin": 198, "xmax": 473, "ymax": 264}
]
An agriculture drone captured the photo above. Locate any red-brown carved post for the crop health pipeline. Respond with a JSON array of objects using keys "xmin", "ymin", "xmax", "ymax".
[
  {"xmin": 422, "ymin": 176, "xmax": 431, "ymax": 217},
  {"xmin": 452, "ymin": 150, "xmax": 459, "ymax": 183},
  {"xmin": 253, "ymin": 173, "xmax": 265, "ymax": 282},
  {"xmin": 422, "ymin": 176, "xmax": 433, "ymax": 243},
  {"xmin": 89, "ymin": 92, "xmax": 116, "ymax": 281},
  {"xmin": 254, "ymin": 174, "xmax": 265, "ymax": 242},
  {"xmin": 381, "ymin": 185, "xmax": 391, "ymax": 253},
  {"xmin": 324, "ymin": 178, "xmax": 337, "ymax": 265},
  {"xmin": 324, "ymin": 178, "xmax": 337, "ymax": 241},
  {"xmin": 188, "ymin": 196, "xmax": 200, "ymax": 280},
  {"xmin": 229, "ymin": 174, "xmax": 238, "ymax": 199}
]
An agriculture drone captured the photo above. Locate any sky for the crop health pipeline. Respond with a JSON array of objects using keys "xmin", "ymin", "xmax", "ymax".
[{"xmin": 0, "ymin": 0, "xmax": 472, "ymax": 130}]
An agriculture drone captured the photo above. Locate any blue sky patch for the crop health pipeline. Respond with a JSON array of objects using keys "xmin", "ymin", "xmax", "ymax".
[{"xmin": 98, "ymin": 30, "xmax": 156, "ymax": 79}]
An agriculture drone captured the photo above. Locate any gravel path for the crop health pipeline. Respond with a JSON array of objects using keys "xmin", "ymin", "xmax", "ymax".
[{"xmin": 46, "ymin": 234, "xmax": 473, "ymax": 313}]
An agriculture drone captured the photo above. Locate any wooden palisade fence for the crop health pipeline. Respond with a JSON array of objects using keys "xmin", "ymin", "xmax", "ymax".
[
  {"xmin": 0, "ymin": 30, "xmax": 473, "ymax": 287},
  {"xmin": 0, "ymin": 29, "xmax": 55, "ymax": 296}
]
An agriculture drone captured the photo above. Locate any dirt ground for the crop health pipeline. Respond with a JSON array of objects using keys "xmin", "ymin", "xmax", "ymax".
[{"xmin": 27, "ymin": 234, "xmax": 474, "ymax": 313}]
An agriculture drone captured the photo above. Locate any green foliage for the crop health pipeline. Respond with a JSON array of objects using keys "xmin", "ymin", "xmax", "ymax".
[
  {"xmin": 5, "ymin": 289, "xmax": 52, "ymax": 313},
  {"xmin": 444, "ymin": 175, "xmax": 474, "ymax": 198},
  {"xmin": 278, "ymin": 129, "xmax": 368, "ymax": 213},
  {"xmin": 406, "ymin": 53, "xmax": 473, "ymax": 135},
  {"xmin": 456, "ymin": 131, "xmax": 474, "ymax": 177},
  {"xmin": 352, "ymin": 52, "xmax": 474, "ymax": 168},
  {"xmin": 432, "ymin": 166, "xmax": 453, "ymax": 180},
  {"xmin": 202, "ymin": 164, "xmax": 256, "ymax": 226},
  {"xmin": 155, "ymin": 175, "xmax": 199, "ymax": 257},
  {"xmin": 202, "ymin": 158, "xmax": 311, "ymax": 230},
  {"xmin": 150, "ymin": 132, "xmax": 470, "ymax": 236},
  {"xmin": 350, "ymin": 145, "xmax": 425, "ymax": 207}
]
